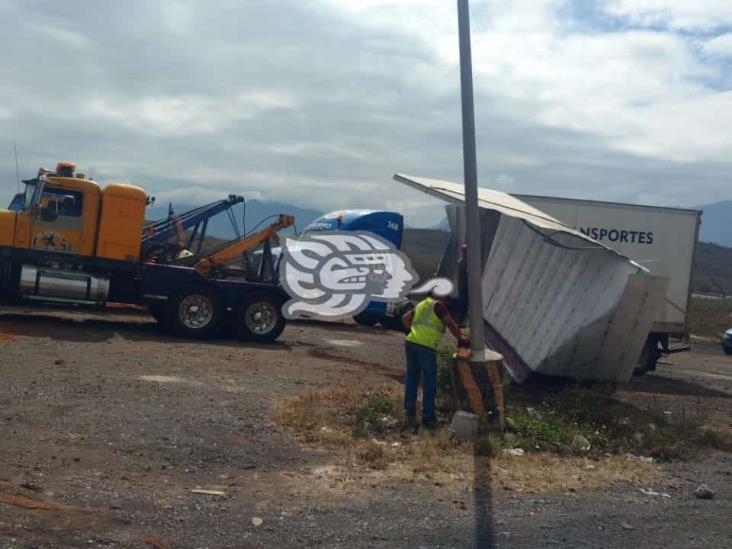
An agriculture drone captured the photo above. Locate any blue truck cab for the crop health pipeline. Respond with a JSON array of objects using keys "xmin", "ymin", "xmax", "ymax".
[
  {"xmin": 302, "ymin": 210, "xmax": 403, "ymax": 248},
  {"xmin": 297, "ymin": 210, "xmax": 409, "ymax": 328}
]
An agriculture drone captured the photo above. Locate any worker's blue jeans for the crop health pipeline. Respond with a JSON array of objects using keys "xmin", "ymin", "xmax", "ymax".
[{"xmin": 404, "ymin": 341, "xmax": 438, "ymax": 425}]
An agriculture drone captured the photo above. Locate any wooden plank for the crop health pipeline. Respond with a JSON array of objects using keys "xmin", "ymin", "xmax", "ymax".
[{"xmin": 455, "ymin": 348, "xmax": 487, "ymax": 419}]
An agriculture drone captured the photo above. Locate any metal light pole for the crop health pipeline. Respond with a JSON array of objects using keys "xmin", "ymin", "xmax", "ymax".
[{"xmin": 456, "ymin": 0, "xmax": 486, "ymax": 364}]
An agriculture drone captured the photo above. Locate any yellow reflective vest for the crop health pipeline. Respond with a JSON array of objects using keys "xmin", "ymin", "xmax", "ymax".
[{"xmin": 406, "ymin": 297, "xmax": 445, "ymax": 350}]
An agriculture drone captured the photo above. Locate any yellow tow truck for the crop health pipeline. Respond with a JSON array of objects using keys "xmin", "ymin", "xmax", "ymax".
[{"xmin": 0, "ymin": 162, "xmax": 294, "ymax": 342}]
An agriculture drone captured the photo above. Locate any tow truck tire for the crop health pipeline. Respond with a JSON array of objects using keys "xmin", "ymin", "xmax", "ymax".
[
  {"xmin": 233, "ymin": 291, "xmax": 285, "ymax": 343},
  {"xmin": 169, "ymin": 286, "xmax": 222, "ymax": 338}
]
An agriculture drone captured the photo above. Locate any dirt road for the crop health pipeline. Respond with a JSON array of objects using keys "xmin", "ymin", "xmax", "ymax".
[{"xmin": 0, "ymin": 307, "xmax": 730, "ymax": 548}]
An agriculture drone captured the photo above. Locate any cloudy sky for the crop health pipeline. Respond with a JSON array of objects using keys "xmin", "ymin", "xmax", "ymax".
[{"xmin": 1, "ymin": 0, "xmax": 730, "ymax": 226}]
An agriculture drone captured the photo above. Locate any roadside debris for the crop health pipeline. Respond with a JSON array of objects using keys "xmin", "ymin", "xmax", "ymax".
[
  {"xmin": 570, "ymin": 435, "xmax": 591, "ymax": 453},
  {"xmin": 449, "ymin": 411, "xmax": 480, "ymax": 440},
  {"xmin": 20, "ymin": 480, "xmax": 42, "ymax": 492},
  {"xmin": 54, "ymin": 358, "xmax": 65, "ymax": 365},
  {"xmin": 626, "ymin": 454, "xmax": 655, "ymax": 463},
  {"xmin": 694, "ymin": 484, "xmax": 715, "ymax": 499},
  {"xmin": 0, "ymin": 492, "xmax": 69, "ymax": 511},
  {"xmin": 252, "ymin": 517, "xmax": 264, "ymax": 527},
  {"xmin": 190, "ymin": 488, "xmax": 226, "ymax": 497},
  {"xmin": 640, "ymin": 488, "xmax": 671, "ymax": 498},
  {"xmin": 621, "ymin": 521, "xmax": 635, "ymax": 530},
  {"xmin": 504, "ymin": 448, "xmax": 525, "ymax": 456}
]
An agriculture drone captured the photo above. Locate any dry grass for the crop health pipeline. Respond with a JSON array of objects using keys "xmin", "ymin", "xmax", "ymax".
[
  {"xmin": 273, "ymin": 385, "xmax": 397, "ymax": 447},
  {"xmin": 353, "ymin": 440, "xmax": 389, "ymax": 469},
  {"xmin": 490, "ymin": 452, "xmax": 658, "ymax": 493},
  {"xmin": 273, "ymin": 384, "xmax": 665, "ymax": 494},
  {"xmin": 688, "ymin": 296, "xmax": 732, "ymax": 341}
]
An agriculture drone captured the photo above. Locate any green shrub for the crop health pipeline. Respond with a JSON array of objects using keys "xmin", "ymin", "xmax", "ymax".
[
  {"xmin": 436, "ymin": 348, "xmax": 454, "ymax": 398},
  {"xmin": 354, "ymin": 390, "xmax": 401, "ymax": 436},
  {"xmin": 503, "ymin": 385, "xmax": 727, "ymax": 460}
]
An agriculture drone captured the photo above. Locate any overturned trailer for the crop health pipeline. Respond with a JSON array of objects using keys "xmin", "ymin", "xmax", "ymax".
[{"xmin": 395, "ymin": 174, "xmax": 668, "ymax": 383}]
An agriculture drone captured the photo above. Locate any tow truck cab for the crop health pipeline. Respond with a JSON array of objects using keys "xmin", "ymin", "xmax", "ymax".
[
  {"xmin": 0, "ymin": 162, "xmax": 147, "ymax": 304},
  {"xmin": 1, "ymin": 162, "xmax": 147, "ymax": 261}
]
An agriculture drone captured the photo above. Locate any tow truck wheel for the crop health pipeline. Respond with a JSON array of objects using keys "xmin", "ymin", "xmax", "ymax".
[
  {"xmin": 234, "ymin": 292, "xmax": 285, "ymax": 343},
  {"xmin": 169, "ymin": 287, "xmax": 222, "ymax": 337}
]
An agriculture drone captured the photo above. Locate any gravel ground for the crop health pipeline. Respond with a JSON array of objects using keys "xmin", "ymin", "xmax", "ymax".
[{"xmin": 0, "ymin": 306, "xmax": 730, "ymax": 548}]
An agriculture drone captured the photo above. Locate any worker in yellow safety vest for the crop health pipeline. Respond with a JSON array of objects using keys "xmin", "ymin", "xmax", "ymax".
[{"xmin": 402, "ymin": 292, "xmax": 467, "ymax": 429}]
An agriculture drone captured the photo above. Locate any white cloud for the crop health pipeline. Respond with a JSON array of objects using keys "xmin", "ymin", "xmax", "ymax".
[
  {"xmin": 153, "ymin": 186, "xmax": 262, "ymax": 206},
  {"xmin": 605, "ymin": 0, "xmax": 732, "ymax": 30},
  {"xmin": 83, "ymin": 91, "xmax": 298, "ymax": 136},
  {"xmin": 325, "ymin": 0, "xmax": 731, "ymax": 163},
  {"xmin": 1, "ymin": 0, "xmax": 731, "ymax": 227},
  {"xmin": 272, "ymin": 141, "xmax": 370, "ymax": 160},
  {"xmin": 28, "ymin": 22, "xmax": 91, "ymax": 49},
  {"xmin": 494, "ymin": 174, "xmax": 517, "ymax": 191},
  {"xmin": 703, "ymin": 33, "xmax": 732, "ymax": 57}
]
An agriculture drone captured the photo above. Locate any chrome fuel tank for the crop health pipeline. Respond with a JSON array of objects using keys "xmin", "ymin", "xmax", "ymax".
[{"xmin": 19, "ymin": 264, "xmax": 109, "ymax": 303}]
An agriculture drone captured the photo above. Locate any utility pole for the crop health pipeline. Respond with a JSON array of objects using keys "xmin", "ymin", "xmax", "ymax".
[{"xmin": 456, "ymin": 0, "xmax": 486, "ymax": 366}]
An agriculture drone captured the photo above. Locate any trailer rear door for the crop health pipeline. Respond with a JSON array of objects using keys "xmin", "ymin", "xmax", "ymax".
[{"xmin": 515, "ymin": 195, "xmax": 700, "ymax": 335}]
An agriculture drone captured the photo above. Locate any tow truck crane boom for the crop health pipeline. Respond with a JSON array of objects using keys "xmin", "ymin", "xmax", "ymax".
[
  {"xmin": 142, "ymin": 195, "xmax": 245, "ymax": 245},
  {"xmin": 194, "ymin": 214, "xmax": 295, "ymax": 277}
]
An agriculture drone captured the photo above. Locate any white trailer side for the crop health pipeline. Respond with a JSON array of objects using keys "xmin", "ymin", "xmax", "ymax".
[
  {"xmin": 395, "ymin": 174, "xmax": 669, "ymax": 382},
  {"xmin": 514, "ymin": 195, "xmax": 701, "ymax": 337}
]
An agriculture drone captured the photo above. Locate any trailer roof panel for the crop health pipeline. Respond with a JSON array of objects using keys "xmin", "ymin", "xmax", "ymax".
[
  {"xmin": 393, "ymin": 173, "xmax": 648, "ymax": 270},
  {"xmin": 513, "ymin": 193, "xmax": 702, "ymax": 216}
]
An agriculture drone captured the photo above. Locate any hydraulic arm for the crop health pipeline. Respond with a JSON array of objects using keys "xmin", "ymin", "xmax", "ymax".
[
  {"xmin": 194, "ymin": 214, "xmax": 295, "ymax": 277},
  {"xmin": 142, "ymin": 195, "xmax": 245, "ymax": 244}
]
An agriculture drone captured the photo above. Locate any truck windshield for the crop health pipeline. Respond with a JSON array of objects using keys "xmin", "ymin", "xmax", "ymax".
[
  {"xmin": 23, "ymin": 180, "xmax": 37, "ymax": 209},
  {"xmin": 8, "ymin": 192, "xmax": 24, "ymax": 211}
]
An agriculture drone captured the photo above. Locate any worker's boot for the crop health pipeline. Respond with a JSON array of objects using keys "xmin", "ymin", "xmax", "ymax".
[
  {"xmin": 421, "ymin": 416, "xmax": 438, "ymax": 431},
  {"xmin": 401, "ymin": 414, "xmax": 420, "ymax": 435}
]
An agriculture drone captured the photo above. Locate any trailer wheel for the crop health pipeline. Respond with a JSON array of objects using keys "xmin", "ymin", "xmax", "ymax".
[
  {"xmin": 169, "ymin": 286, "xmax": 222, "ymax": 337},
  {"xmin": 633, "ymin": 335, "xmax": 661, "ymax": 376},
  {"xmin": 234, "ymin": 292, "xmax": 285, "ymax": 343}
]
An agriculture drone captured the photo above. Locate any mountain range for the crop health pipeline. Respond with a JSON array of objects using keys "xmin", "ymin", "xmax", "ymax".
[
  {"xmin": 146, "ymin": 199, "xmax": 323, "ymax": 239},
  {"xmin": 147, "ymin": 195, "xmax": 728, "ymax": 248},
  {"xmin": 144, "ymin": 196, "xmax": 731, "ymax": 293},
  {"xmin": 696, "ymin": 200, "xmax": 731, "ymax": 247}
]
